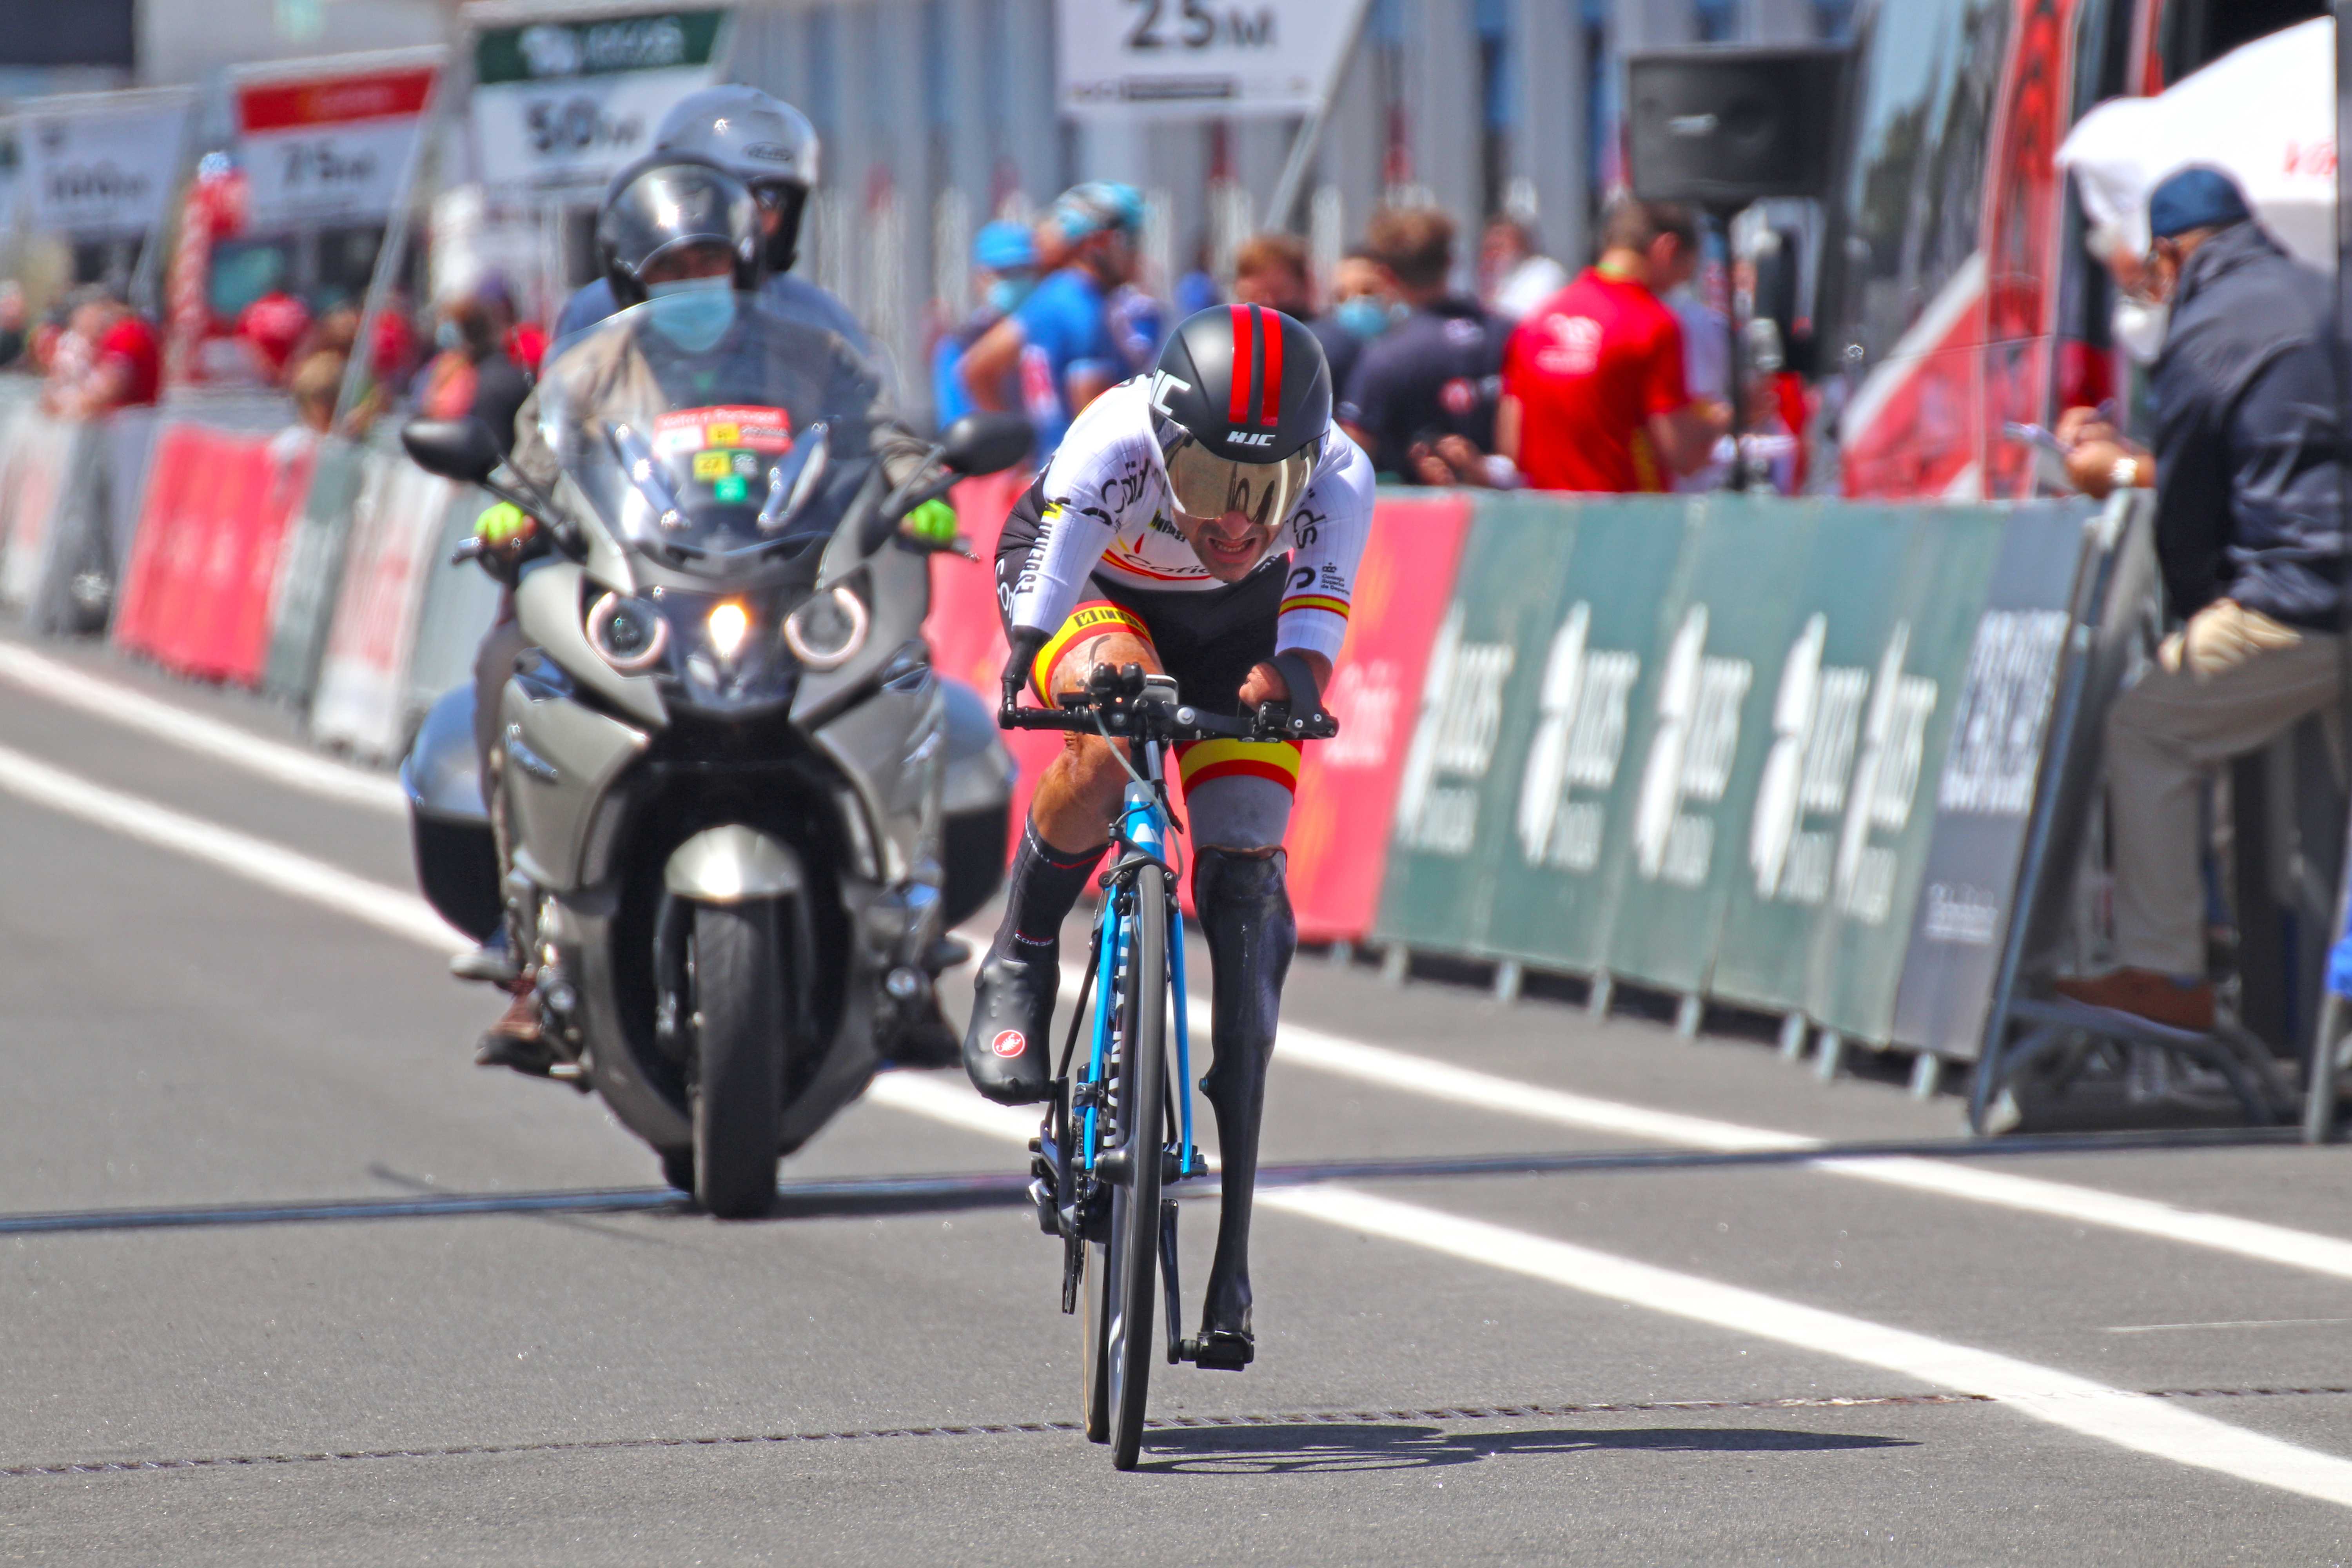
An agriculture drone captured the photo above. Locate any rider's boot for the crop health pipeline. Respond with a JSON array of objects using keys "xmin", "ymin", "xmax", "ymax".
[
  {"xmin": 962, "ymin": 820, "xmax": 1106, "ymax": 1104},
  {"xmin": 1192, "ymin": 846, "xmax": 1294, "ymax": 1369}
]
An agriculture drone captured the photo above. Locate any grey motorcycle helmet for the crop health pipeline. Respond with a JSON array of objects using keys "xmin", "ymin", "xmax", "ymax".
[
  {"xmin": 653, "ymin": 84, "xmax": 820, "ymax": 273},
  {"xmin": 598, "ymin": 154, "xmax": 763, "ymax": 309}
]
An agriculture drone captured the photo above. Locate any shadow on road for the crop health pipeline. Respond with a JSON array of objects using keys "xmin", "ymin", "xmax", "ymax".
[{"xmin": 1138, "ymin": 1422, "xmax": 1914, "ymax": 1474}]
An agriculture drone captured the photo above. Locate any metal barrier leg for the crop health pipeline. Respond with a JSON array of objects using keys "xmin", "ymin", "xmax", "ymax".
[
  {"xmin": 1909, "ymin": 1053, "xmax": 1942, "ymax": 1099},
  {"xmin": 1813, "ymin": 1031, "xmax": 1845, "ymax": 1083},
  {"xmin": 1777, "ymin": 1013, "xmax": 1808, "ymax": 1061},
  {"xmin": 2305, "ymin": 995, "xmax": 2343, "ymax": 1143},
  {"xmin": 1588, "ymin": 971, "xmax": 1613, "ymax": 1020},
  {"xmin": 1380, "ymin": 946, "xmax": 1409, "ymax": 987},
  {"xmin": 1492, "ymin": 961, "xmax": 1523, "ymax": 1005},
  {"xmin": 1675, "ymin": 994, "xmax": 1702, "ymax": 1038}
]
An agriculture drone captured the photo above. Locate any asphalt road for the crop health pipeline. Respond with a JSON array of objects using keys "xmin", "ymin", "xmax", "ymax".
[{"xmin": 4, "ymin": 635, "xmax": 2352, "ymax": 1565}]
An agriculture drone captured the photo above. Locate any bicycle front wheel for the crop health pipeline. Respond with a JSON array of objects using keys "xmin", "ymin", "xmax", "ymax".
[{"xmin": 1100, "ymin": 864, "xmax": 1168, "ymax": 1471}]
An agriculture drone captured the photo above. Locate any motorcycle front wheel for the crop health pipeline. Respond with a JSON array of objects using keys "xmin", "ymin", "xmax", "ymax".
[{"xmin": 686, "ymin": 900, "xmax": 787, "ymax": 1218}]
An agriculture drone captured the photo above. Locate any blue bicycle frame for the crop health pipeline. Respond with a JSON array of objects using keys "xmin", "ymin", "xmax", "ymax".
[{"xmin": 1076, "ymin": 773, "xmax": 1195, "ymax": 1183}]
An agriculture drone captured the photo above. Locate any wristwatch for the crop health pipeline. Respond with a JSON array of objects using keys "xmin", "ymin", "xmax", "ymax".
[{"xmin": 2111, "ymin": 454, "xmax": 2141, "ymax": 492}]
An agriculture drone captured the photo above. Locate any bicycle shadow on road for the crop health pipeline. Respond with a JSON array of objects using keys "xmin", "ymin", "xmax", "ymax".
[{"xmin": 1137, "ymin": 1423, "xmax": 1915, "ymax": 1475}]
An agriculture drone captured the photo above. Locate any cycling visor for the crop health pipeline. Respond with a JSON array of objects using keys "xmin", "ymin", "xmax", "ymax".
[{"xmin": 1161, "ymin": 433, "xmax": 1315, "ymax": 530}]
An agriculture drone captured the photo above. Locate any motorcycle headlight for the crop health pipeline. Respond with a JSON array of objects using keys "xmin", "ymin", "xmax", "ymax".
[
  {"xmin": 782, "ymin": 584, "xmax": 869, "ymax": 671},
  {"xmin": 706, "ymin": 599, "xmax": 752, "ymax": 664},
  {"xmin": 587, "ymin": 592, "xmax": 670, "ymax": 674}
]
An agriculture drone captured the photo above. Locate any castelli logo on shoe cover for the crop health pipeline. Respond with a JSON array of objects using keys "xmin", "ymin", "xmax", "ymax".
[{"xmin": 991, "ymin": 1030, "xmax": 1026, "ymax": 1058}]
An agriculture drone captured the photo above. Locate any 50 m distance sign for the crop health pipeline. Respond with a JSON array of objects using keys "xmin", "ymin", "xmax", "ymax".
[{"xmin": 1055, "ymin": 0, "xmax": 1367, "ymax": 118}]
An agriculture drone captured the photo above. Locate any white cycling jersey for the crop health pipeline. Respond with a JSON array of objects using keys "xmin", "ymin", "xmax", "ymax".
[{"xmin": 1004, "ymin": 376, "xmax": 1376, "ymax": 664}]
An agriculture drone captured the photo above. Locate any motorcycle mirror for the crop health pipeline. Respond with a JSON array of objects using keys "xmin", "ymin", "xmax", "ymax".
[
  {"xmin": 401, "ymin": 417, "xmax": 506, "ymax": 485},
  {"xmin": 937, "ymin": 413, "xmax": 1033, "ymax": 477}
]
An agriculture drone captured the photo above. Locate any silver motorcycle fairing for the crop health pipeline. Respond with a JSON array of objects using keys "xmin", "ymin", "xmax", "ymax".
[
  {"xmin": 515, "ymin": 559, "xmax": 666, "ymax": 730},
  {"xmin": 402, "ymin": 684, "xmax": 488, "ymax": 823},
  {"xmin": 664, "ymin": 826, "xmax": 806, "ymax": 902},
  {"xmin": 500, "ymin": 669, "xmax": 651, "ymax": 895}
]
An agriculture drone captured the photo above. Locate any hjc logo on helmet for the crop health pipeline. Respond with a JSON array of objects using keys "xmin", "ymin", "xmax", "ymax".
[{"xmin": 1227, "ymin": 431, "xmax": 1276, "ymax": 447}]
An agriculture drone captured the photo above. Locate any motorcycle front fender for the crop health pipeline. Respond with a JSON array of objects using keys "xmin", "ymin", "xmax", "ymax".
[{"xmin": 663, "ymin": 826, "xmax": 805, "ymax": 904}]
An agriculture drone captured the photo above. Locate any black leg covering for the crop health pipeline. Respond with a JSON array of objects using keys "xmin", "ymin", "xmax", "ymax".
[
  {"xmin": 1193, "ymin": 846, "xmax": 1295, "ymax": 1345},
  {"xmin": 962, "ymin": 820, "xmax": 1106, "ymax": 1104}
]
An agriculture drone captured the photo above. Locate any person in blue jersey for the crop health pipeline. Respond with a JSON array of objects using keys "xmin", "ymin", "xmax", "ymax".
[
  {"xmin": 955, "ymin": 181, "xmax": 1147, "ymax": 457},
  {"xmin": 547, "ymin": 84, "xmax": 865, "ymax": 355},
  {"xmin": 933, "ymin": 220, "xmax": 1039, "ymax": 427}
]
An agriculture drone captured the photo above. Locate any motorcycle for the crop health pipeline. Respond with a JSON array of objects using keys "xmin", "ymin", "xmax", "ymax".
[{"xmin": 397, "ymin": 295, "xmax": 1029, "ymax": 1217}]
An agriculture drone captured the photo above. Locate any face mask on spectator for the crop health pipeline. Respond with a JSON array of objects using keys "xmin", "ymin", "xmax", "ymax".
[
  {"xmin": 987, "ymin": 276, "xmax": 1035, "ymax": 316},
  {"xmin": 2112, "ymin": 297, "xmax": 2169, "ymax": 364},
  {"xmin": 645, "ymin": 276, "xmax": 737, "ymax": 352},
  {"xmin": 435, "ymin": 319, "xmax": 463, "ymax": 352},
  {"xmin": 1335, "ymin": 296, "xmax": 1393, "ymax": 340}
]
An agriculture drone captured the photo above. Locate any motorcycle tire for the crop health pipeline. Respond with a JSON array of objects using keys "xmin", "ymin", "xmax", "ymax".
[{"xmin": 687, "ymin": 899, "xmax": 787, "ymax": 1219}]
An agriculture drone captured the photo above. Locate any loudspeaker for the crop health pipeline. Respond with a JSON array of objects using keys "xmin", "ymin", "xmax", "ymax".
[{"xmin": 1626, "ymin": 47, "xmax": 1852, "ymax": 207}]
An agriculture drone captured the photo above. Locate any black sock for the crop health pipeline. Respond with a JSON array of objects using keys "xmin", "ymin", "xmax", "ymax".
[{"xmin": 994, "ymin": 819, "xmax": 1107, "ymax": 957}]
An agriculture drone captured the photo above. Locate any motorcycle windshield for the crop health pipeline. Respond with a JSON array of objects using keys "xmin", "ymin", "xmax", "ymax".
[{"xmin": 533, "ymin": 293, "xmax": 893, "ymax": 578}]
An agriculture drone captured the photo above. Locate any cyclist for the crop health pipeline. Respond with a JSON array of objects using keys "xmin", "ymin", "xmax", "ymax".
[
  {"xmin": 548, "ymin": 85, "xmax": 865, "ymax": 354},
  {"xmin": 969, "ymin": 303, "xmax": 1373, "ymax": 1367}
]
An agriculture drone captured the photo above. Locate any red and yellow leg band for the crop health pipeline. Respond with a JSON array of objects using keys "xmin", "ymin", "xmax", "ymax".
[
  {"xmin": 1176, "ymin": 737, "xmax": 1303, "ymax": 796},
  {"xmin": 1030, "ymin": 600, "xmax": 1152, "ymax": 701}
]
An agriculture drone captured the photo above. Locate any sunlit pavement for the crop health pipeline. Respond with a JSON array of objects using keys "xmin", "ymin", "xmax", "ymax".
[{"xmin": 5, "ymin": 634, "xmax": 2352, "ymax": 1566}]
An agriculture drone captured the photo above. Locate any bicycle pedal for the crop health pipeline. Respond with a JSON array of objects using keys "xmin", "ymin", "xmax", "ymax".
[{"xmin": 1178, "ymin": 1332, "xmax": 1254, "ymax": 1370}]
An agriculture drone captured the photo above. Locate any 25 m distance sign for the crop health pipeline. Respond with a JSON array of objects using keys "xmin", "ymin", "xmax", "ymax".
[{"xmin": 1055, "ymin": 0, "xmax": 1366, "ymax": 118}]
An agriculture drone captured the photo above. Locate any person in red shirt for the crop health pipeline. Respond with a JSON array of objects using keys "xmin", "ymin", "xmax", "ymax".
[
  {"xmin": 236, "ymin": 288, "xmax": 311, "ymax": 383},
  {"xmin": 1497, "ymin": 198, "xmax": 1729, "ymax": 493},
  {"xmin": 51, "ymin": 290, "xmax": 161, "ymax": 418}
]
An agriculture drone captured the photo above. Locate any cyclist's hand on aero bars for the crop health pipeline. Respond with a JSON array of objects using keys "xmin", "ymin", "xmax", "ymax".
[{"xmin": 1002, "ymin": 627, "xmax": 1047, "ymax": 714}]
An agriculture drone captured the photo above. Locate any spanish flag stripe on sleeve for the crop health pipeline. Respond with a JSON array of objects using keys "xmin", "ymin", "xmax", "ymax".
[{"xmin": 1278, "ymin": 594, "xmax": 1351, "ymax": 619}]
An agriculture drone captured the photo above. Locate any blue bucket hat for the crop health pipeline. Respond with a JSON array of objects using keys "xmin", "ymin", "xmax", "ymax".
[
  {"xmin": 973, "ymin": 220, "xmax": 1036, "ymax": 272},
  {"xmin": 2148, "ymin": 166, "xmax": 2252, "ymax": 241}
]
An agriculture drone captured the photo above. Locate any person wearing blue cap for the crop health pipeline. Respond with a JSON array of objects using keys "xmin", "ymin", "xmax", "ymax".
[
  {"xmin": 933, "ymin": 220, "xmax": 1040, "ymax": 426},
  {"xmin": 957, "ymin": 181, "xmax": 1150, "ymax": 457},
  {"xmin": 2052, "ymin": 166, "xmax": 2347, "ymax": 1033}
]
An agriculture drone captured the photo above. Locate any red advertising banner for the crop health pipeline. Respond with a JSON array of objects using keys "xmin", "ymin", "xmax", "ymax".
[
  {"xmin": 1285, "ymin": 492, "xmax": 1474, "ymax": 941},
  {"xmin": 115, "ymin": 425, "xmax": 311, "ymax": 686}
]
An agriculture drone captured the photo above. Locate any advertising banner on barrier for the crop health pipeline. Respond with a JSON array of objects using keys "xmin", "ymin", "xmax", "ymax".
[
  {"xmin": 1601, "ymin": 498, "xmax": 1819, "ymax": 998},
  {"xmin": 265, "ymin": 437, "xmax": 370, "ymax": 704},
  {"xmin": 18, "ymin": 87, "xmax": 193, "ymax": 238},
  {"xmin": 1371, "ymin": 490, "xmax": 2095, "ymax": 1052},
  {"xmin": 468, "ymin": 5, "xmax": 731, "ymax": 201},
  {"xmin": 0, "ymin": 411, "xmax": 82, "ymax": 611},
  {"xmin": 232, "ymin": 51, "xmax": 442, "ymax": 229},
  {"xmin": 1284, "ymin": 493, "xmax": 1472, "ymax": 942},
  {"xmin": 309, "ymin": 454, "xmax": 459, "ymax": 760}
]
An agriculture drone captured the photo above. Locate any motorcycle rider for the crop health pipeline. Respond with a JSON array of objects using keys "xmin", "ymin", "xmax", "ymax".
[
  {"xmin": 548, "ymin": 84, "xmax": 866, "ymax": 354},
  {"xmin": 465, "ymin": 154, "xmax": 957, "ymax": 1071},
  {"xmin": 973, "ymin": 304, "xmax": 1374, "ymax": 1367}
]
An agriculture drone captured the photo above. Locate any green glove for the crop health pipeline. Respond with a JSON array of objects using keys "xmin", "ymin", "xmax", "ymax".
[
  {"xmin": 474, "ymin": 501, "xmax": 534, "ymax": 549},
  {"xmin": 902, "ymin": 497, "xmax": 957, "ymax": 547}
]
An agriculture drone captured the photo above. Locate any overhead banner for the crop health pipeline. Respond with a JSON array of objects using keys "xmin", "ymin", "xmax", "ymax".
[
  {"xmin": 232, "ymin": 51, "xmax": 442, "ymax": 229},
  {"xmin": 468, "ymin": 5, "xmax": 731, "ymax": 200},
  {"xmin": 18, "ymin": 88, "xmax": 193, "ymax": 237},
  {"xmin": 1056, "ymin": 0, "xmax": 1369, "ymax": 119}
]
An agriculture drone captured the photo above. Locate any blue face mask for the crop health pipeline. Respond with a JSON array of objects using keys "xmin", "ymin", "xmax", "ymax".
[
  {"xmin": 987, "ymin": 276, "xmax": 1034, "ymax": 316},
  {"xmin": 645, "ymin": 275, "xmax": 737, "ymax": 353},
  {"xmin": 1335, "ymin": 295, "xmax": 1392, "ymax": 341}
]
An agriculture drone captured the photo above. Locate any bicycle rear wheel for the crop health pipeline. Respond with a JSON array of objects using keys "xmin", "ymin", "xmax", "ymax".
[{"xmin": 1096, "ymin": 865, "xmax": 1167, "ymax": 1470}]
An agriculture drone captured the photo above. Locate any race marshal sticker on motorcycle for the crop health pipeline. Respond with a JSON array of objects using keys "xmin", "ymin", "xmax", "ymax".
[{"xmin": 652, "ymin": 406, "xmax": 795, "ymax": 458}]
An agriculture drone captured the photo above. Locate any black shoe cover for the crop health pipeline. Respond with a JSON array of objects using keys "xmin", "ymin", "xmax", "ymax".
[{"xmin": 963, "ymin": 944, "xmax": 1059, "ymax": 1103}]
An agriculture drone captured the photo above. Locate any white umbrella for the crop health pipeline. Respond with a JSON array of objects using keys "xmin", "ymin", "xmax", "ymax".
[{"xmin": 2055, "ymin": 16, "xmax": 2334, "ymax": 269}]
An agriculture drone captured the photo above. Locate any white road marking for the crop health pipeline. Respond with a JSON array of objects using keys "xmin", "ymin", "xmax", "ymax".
[
  {"xmin": 0, "ymin": 641, "xmax": 406, "ymax": 815},
  {"xmin": 869, "ymin": 1068, "xmax": 2352, "ymax": 1512},
  {"xmin": 6, "ymin": 703, "xmax": 2351, "ymax": 1296},
  {"xmin": 0, "ymin": 743, "xmax": 463, "ymax": 955},
  {"xmin": 2102, "ymin": 1318, "xmax": 2352, "ymax": 1335},
  {"xmin": 9, "ymin": 743, "xmax": 2352, "ymax": 1504}
]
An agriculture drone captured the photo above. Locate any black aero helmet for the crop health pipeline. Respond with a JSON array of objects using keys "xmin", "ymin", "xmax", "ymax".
[
  {"xmin": 598, "ymin": 154, "xmax": 762, "ymax": 308},
  {"xmin": 653, "ymin": 84, "xmax": 820, "ymax": 273},
  {"xmin": 1149, "ymin": 304, "xmax": 1331, "ymax": 527}
]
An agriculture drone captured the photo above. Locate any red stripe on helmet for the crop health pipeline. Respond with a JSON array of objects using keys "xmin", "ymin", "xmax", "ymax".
[
  {"xmin": 1258, "ymin": 307, "xmax": 1283, "ymax": 426},
  {"xmin": 1227, "ymin": 304, "xmax": 1254, "ymax": 423}
]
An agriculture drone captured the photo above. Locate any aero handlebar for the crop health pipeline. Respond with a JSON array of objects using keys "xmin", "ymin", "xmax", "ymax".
[{"xmin": 998, "ymin": 662, "xmax": 1338, "ymax": 745}]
